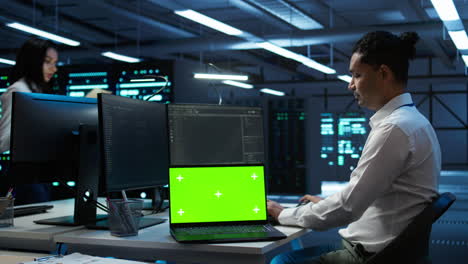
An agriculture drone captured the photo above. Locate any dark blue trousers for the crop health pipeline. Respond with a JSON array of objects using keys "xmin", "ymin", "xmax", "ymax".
[{"xmin": 270, "ymin": 240, "xmax": 373, "ymax": 264}]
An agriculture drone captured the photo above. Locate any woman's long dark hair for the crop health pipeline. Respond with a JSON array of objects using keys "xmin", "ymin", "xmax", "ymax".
[{"xmin": 9, "ymin": 37, "xmax": 58, "ymax": 93}]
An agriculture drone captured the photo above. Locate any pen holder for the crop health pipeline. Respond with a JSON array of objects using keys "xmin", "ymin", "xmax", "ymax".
[
  {"xmin": 107, "ymin": 199, "xmax": 143, "ymax": 237},
  {"xmin": 0, "ymin": 197, "xmax": 14, "ymax": 227}
]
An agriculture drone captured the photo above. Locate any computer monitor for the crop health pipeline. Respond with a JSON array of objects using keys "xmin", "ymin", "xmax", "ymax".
[
  {"xmin": 10, "ymin": 92, "xmax": 104, "ymax": 225},
  {"xmin": 10, "ymin": 92, "xmax": 97, "ymax": 182},
  {"xmin": 98, "ymin": 93, "xmax": 169, "ymax": 192},
  {"xmin": 94, "ymin": 93, "xmax": 169, "ymax": 229},
  {"xmin": 168, "ymin": 104, "xmax": 264, "ymax": 166}
]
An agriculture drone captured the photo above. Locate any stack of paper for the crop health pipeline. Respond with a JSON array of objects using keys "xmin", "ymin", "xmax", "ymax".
[{"xmin": 21, "ymin": 253, "xmax": 148, "ymax": 264}]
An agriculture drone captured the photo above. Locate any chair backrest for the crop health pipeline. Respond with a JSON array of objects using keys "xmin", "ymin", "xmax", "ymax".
[{"xmin": 365, "ymin": 192, "xmax": 456, "ymax": 264}]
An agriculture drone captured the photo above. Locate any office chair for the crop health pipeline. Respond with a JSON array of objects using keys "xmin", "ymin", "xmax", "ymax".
[{"xmin": 364, "ymin": 192, "xmax": 456, "ymax": 264}]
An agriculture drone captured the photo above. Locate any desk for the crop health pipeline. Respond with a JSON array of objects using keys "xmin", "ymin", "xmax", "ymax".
[
  {"xmin": 55, "ymin": 212, "xmax": 309, "ymax": 264},
  {"xmin": 0, "ymin": 200, "xmax": 86, "ymax": 252},
  {"xmin": 0, "ymin": 249, "xmax": 48, "ymax": 264},
  {"xmin": 0, "ymin": 199, "xmax": 310, "ymax": 263}
]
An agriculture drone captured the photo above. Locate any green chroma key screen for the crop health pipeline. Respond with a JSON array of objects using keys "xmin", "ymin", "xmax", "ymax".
[{"xmin": 169, "ymin": 166, "xmax": 267, "ymax": 224}]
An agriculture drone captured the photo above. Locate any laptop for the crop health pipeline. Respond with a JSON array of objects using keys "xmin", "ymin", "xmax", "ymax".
[{"xmin": 169, "ymin": 165, "xmax": 287, "ymax": 243}]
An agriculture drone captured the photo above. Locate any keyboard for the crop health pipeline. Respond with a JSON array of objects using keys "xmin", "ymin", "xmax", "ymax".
[
  {"xmin": 176, "ymin": 224, "xmax": 274, "ymax": 235},
  {"xmin": 14, "ymin": 205, "xmax": 54, "ymax": 217}
]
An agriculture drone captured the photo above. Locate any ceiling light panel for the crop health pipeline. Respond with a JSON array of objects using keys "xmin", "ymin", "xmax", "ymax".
[
  {"xmin": 175, "ymin": 9, "xmax": 243, "ymax": 35},
  {"xmin": 257, "ymin": 42, "xmax": 336, "ymax": 74},
  {"xmin": 247, "ymin": 0, "xmax": 323, "ymax": 30},
  {"xmin": 462, "ymin": 55, "xmax": 468, "ymax": 65},
  {"xmin": 337, "ymin": 75, "xmax": 352, "ymax": 83},
  {"xmin": 6, "ymin": 22, "xmax": 80, "ymax": 46},
  {"xmin": 222, "ymin": 80, "xmax": 254, "ymax": 89},
  {"xmin": 447, "ymin": 30, "xmax": 468, "ymax": 50},
  {"xmin": 0, "ymin": 58, "xmax": 15, "ymax": 65},
  {"xmin": 194, "ymin": 73, "xmax": 249, "ymax": 81},
  {"xmin": 101, "ymin": 52, "xmax": 141, "ymax": 63},
  {"xmin": 260, "ymin": 88, "xmax": 285, "ymax": 96},
  {"xmin": 430, "ymin": 0, "xmax": 460, "ymax": 21}
]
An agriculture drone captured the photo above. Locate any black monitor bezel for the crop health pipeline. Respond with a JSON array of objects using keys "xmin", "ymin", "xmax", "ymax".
[
  {"xmin": 9, "ymin": 92, "xmax": 98, "ymax": 184},
  {"xmin": 98, "ymin": 93, "xmax": 170, "ymax": 193}
]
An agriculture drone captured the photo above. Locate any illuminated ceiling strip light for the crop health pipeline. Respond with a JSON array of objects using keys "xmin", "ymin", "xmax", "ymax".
[
  {"xmin": 118, "ymin": 82, "xmax": 168, "ymax": 88},
  {"xmin": 0, "ymin": 88, "xmax": 7, "ymax": 93},
  {"xmin": 68, "ymin": 84, "xmax": 109, "ymax": 90},
  {"xmin": 175, "ymin": 9, "xmax": 243, "ymax": 36},
  {"xmin": 337, "ymin": 75, "xmax": 352, "ymax": 83},
  {"xmin": 462, "ymin": 55, "xmax": 468, "ymax": 65},
  {"xmin": 430, "ymin": 0, "xmax": 460, "ymax": 21},
  {"xmin": 430, "ymin": 0, "xmax": 467, "ymax": 66},
  {"xmin": 257, "ymin": 41, "xmax": 303, "ymax": 60},
  {"xmin": 301, "ymin": 59, "xmax": 336, "ymax": 74},
  {"xmin": 260, "ymin": 88, "xmax": 285, "ymax": 96},
  {"xmin": 447, "ymin": 30, "xmax": 468, "ymax": 50},
  {"xmin": 194, "ymin": 73, "xmax": 248, "ymax": 81},
  {"xmin": 222, "ymin": 80, "xmax": 254, "ymax": 89},
  {"xmin": 257, "ymin": 42, "xmax": 336, "ymax": 74},
  {"xmin": 130, "ymin": 78, "xmax": 156, "ymax": 82},
  {"xmin": 6, "ymin": 22, "xmax": 80, "ymax": 46},
  {"xmin": 0, "ymin": 58, "xmax": 15, "ymax": 65},
  {"xmin": 101, "ymin": 52, "xmax": 140, "ymax": 63}
]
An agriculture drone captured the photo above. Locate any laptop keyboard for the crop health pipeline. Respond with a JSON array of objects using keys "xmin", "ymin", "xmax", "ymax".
[{"xmin": 176, "ymin": 224, "xmax": 274, "ymax": 235}]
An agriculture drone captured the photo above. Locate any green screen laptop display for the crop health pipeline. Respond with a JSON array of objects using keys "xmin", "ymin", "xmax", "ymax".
[{"xmin": 170, "ymin": 166, "xmax": 266, "ymax": 224}]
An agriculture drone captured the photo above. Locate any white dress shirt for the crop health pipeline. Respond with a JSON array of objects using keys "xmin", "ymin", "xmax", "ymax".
[
  {"xmin": 278, "ymin": 93, "xmax": 441, "ymax": 253},
  {"xmin": 0, "ymin": 78, "xmax": 35, "ymax": 152}
]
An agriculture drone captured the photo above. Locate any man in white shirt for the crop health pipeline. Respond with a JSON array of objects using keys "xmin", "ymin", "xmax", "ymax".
[{"xmin": 267, "ymin": 31, "xmax": 441, "ymax": 264}]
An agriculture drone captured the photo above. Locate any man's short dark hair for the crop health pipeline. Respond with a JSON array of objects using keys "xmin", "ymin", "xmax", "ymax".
[{"xmin": 352, "ymin": 31, "xmax": 419, "ymax": 84}]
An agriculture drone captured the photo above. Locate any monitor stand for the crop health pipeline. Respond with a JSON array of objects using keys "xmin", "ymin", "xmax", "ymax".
[
  {"xmin": 142, "ymin": 187, "xmax": 167, "ymax": 211},
  {"xmin": 34, "ymin": 125, "xmax": 107, "ymax": 226},
  {"xmin": 34, "ymin": 214, "xmax": 108, "ymax": 226},
  {"xmin": 86, "ymin": 187, "xmax": 167, "ymax": 230}
]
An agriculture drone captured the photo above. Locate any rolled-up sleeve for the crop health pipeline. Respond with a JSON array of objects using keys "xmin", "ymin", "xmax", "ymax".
[
  {"xmin": 278, "ymin": 123, "xmax": 411, "ymax": 230},
  {"xmin": 0, "ymin": 86, "xmax": 31, "ymax": 152}
]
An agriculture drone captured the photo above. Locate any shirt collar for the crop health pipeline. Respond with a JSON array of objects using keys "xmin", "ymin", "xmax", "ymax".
[
  {"xmin": 19, "ymin": 77, "xmax": 40, "ymax": 92},
  {"xmin": 369, "ymin": 93, "xmax": 413, "ymax": 128}
]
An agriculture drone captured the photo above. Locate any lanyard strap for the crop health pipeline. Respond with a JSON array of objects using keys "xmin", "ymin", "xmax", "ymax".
[{"xmin": 395, "ymin": 103, "xmax": 414, "ymax": 111}]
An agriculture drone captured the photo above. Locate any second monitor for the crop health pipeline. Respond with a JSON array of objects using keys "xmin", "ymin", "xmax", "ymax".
[
  {"xmin": 168, "ymin": 104, "xmax": 264, "ymax": 166},
  {"xmin": 94, "ymin": 93, "xmax": 169, "ymax": 229}
]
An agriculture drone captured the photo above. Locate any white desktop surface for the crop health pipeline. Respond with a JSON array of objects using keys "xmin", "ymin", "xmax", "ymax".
[
  {"xmin": 55, "ymin": 209, "xmax": 310, "ymax": 264},
  {"xmin": 0, "ymin": 199, "xmax": 88, "ymax": 252},
  {"xmin": 0, "ymin": 249, "xmax": 49, "ymax": 264}
]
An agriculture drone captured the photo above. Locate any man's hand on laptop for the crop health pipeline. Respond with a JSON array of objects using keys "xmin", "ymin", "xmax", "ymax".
[
  {"xmin": 300, "ymin": 195, "xmax": 323, "ymax": 204},
  {"xmin": 267, "ymin": 200, "xmax": 284, "ymax": 221}
]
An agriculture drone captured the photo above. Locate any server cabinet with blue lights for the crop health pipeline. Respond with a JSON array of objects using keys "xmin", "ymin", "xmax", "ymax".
[
  {"xmin": 319, "ymin": 112, "xmax": 368, "ymax": 182},
  {"xmin": 0, "ymin": 73, "xmax": 11, "ymax": 97},
  {"xmin": 114, "ymin": 61, "xmax": 173, "ymax": 103},
  {"xmin": 0, "ymin": 70, "xmax": 11, "ymax": 176},
  {"xmin": 59, "ymin": 65, "xmax": 112, "ymax": 97},
  {"xmin": 268, "ymin": 99, "xmax": 306, "ymax": 194}
]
